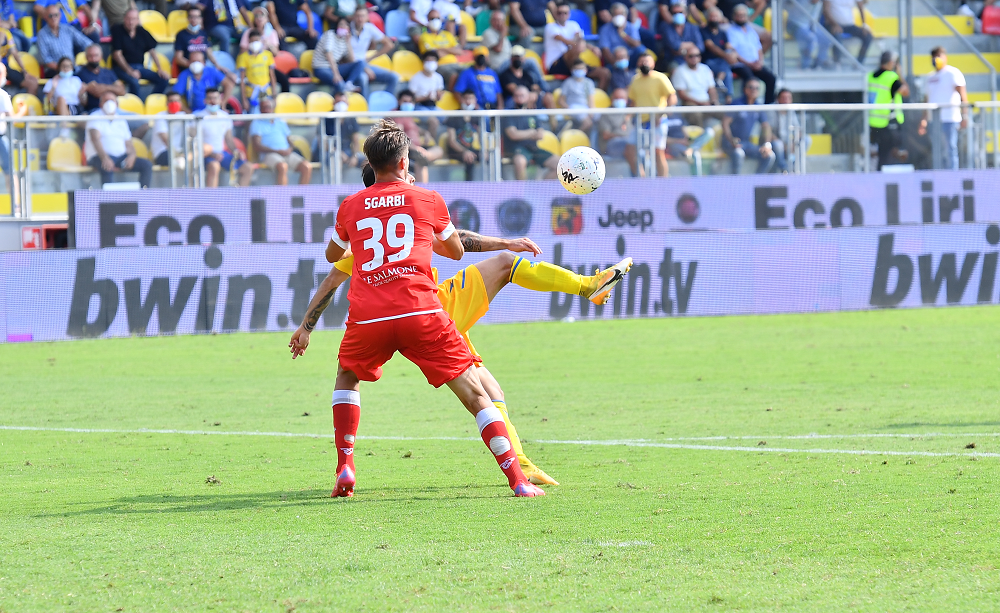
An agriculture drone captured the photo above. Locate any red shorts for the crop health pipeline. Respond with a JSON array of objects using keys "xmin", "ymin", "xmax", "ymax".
[{"xmin": 338, "ymin": 310, "xmax": 475, "ymax": 388}]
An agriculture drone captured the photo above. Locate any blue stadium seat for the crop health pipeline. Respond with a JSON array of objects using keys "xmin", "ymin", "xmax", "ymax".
[
  {"xmin": 368, "ymin": 90, "xmax": 398, "ymax": 112},
  {"xmin": 296, "ymin": 10, "xmax": 322, "ymax": 32},
  {"xmin": 385, "ymin": 10, "xmax": 410, "ymax": 43},
  {"xmin": 570, "ymin": 9, "xmax": 599, "ymax": 42}
]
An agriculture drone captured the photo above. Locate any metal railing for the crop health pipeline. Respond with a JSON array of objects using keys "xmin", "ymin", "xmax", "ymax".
[{"xmin": 0, "ymin": 101, "xmax": 995, "ymax": 218}]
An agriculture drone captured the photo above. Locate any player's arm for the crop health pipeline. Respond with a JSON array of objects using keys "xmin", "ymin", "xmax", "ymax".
[
  {"xmin": 326, "ymin": 235, "xmax": 347, "ymax": 263},
  {"xmin": 432, "ymin": 230, "xmax": 541, "ymax": 255},
  {"xmin": 289, "ymin": 257, "xmax": 352, "ymax": 359}
]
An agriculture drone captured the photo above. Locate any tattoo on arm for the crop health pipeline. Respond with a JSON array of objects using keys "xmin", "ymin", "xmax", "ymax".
[
  {"xmin": 459, "ymin": 229, "xmax": 483, "ymax": 252},
  {"xmin": 302, "ymin": 288, "xmax": 336, "ymax": 332}
]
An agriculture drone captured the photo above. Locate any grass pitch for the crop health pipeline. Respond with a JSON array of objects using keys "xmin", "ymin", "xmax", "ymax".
[{"xmin": 2, "ymin": 307, "xmax": 1000, "ymax": 611}]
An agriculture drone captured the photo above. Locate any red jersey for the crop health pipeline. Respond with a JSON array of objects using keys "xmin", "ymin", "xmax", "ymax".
[{"xmin": 333, "ymin": 180, "xmax": 455, "ymax": 324}]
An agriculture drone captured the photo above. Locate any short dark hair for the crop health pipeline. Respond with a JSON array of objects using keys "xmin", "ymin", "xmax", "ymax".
[
  {"xmin": 572, "ymin": 59, "xmax": 585, "ymax": 68},
  {"xmin": 363, "ymin": 119, "xmax": 410, "ymax": 173},
  {"xmin": 422, "ymin": 50, "xmax": 438, "ymax": 60},
  {"xmin": 187, "ymin": 7, "xmax": 201, "ymax": 15},
  {"xmin": 777, "ymin": 88, "xmax": 791, "ymax": 98},
  {"xmin": 205, "ymin": 87, "xmax": 221, "ymax": 97},
  {"xmin": 362, "ymin": 163, "xmax": 375, "ymax": 187},
  {"xmin": 461, "ymin": 89, "xmax": 477, "ymax": 97},
  {"xmin": 398, "ymin": 89, "xmax": 415, "ymax": 100},
  {"xmin": 248, "ymin": 29, "xmax": 260, "ymax": 38},
  {"xmin": 930, "ymin": 46, "xmax": 946, "ymax": 57}
]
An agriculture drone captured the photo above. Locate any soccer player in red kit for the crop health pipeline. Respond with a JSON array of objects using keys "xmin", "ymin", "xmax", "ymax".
[{"xmin": 325, "ymin": 119, "xmax": 545, "ymax": 499}]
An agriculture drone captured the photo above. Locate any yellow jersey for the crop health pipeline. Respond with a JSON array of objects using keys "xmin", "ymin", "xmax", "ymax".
[
  {"xmin": 418, "ymin": 30, "xmax": 458, "ymax": 54},
  {"xmin": 237, "ymin": 50, "xmax": 275, "ymax": 88}
]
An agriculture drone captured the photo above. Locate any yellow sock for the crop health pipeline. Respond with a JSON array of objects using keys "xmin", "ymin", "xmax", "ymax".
[
  {"xmin": 494, "ymin": 400, "xmax": 531, "ymax": 467},
  {"xmin": 510, "ymin": 257, "xmax": 585, "ymax": 295}
]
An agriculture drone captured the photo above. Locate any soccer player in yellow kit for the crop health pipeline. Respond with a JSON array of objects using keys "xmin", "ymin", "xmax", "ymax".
[{"xmin": 289, "ymin": 170, "xmax": 631, "ymax": 485}]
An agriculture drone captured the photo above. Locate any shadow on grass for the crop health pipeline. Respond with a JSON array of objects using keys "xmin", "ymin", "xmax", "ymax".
[{"xmin": 36, "ymin": 485, "xmax": 507, "ymax": 517}]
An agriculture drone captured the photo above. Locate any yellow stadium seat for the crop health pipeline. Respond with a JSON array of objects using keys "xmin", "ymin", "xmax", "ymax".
[
  {"xmin": 306, "ymin": 90, "xmax": 334, "ymax": 113},
  {"xmin": 131, "ymin": 138, "xmax": 152, "ymax": 161},
  {"xmin": 117, "ymin": 94, "xmax": 145, "ymax": 114},
  {"xmin": 806, "ymin": 133, "xmax": 832, "ymax": 156},
  {"xmin": 13, "ymin": 93, "xmax": 42, "ymax": 127},
  {"xmin": 580, "ymin": 49, "xmax": 601, "ymax": 68},
  {"xmin": 393, "ymin": 50, "xmax": 423, "ymax": 81},
  {"xmin": 140, "ymin": 10, "xmax": 171, "ymax": 42},
  {"xmin": 437, "ymin": 90, "xmax": 459, "ymax": 110},
  {"xmin": 75, "ymin": 51, "xmax": 86, "ymax": 65},
  {"xmin": 369, "ymin": 53, "xmax": 392, "ymax": 71},
  {"xmin": 347, "ymin": 92, "xmax": 368, "ymax": 112},
  {"xmin": 560, "ymin": 129, "xmax": 589, "ymax": 153},
  {"xmin": 545, "ymin": 9, "xmax": 554, "ymax": 23},
  {"xmin": 552, "ymin": 87, "xmax": 561, "ymax": 105},
  {"xmin": 145, "ymin": 93, "xmax": 167, "ymax": 115},
  {"xmin": 460, "ymin": 11, "xmax": 480, "ymax": 42},
  {"xmin": 167, "ymin": 10, "xmax": 189, "ymax": 40},
  {"xmin": 438, "ymin": 53, "xmax": 458, "ymax": 65},
  {"xmin": 145, "ymin": 51, "xmax": 171, "ymax": 75},
  {"xmin": 18, "ymin": 15, "xmax": 33, "ymax": 37},
  {"xmin": 47, "ymin": 137, "xmax": 90, "ymax": 171},
  {"xmin": 299, "ymin": 49, "xmax": 315, "ymax": 78},
  {"xmin": 593, "ymin": 89, "xmax": 610, "ymax": 108},
  {"xmin": 16, "ymin": 53, "xmax": 39, "ymax": 78},
  {"xmin": 288, "ymin": 134, "xmax": 312, "ymax": 160},
  {"xmin": 536, "ymin": 130, "xmax": 560, "ymax": 156},
  {"xmin": 276, "ymin": 92, "xmax": 313, "ymax": 125}
]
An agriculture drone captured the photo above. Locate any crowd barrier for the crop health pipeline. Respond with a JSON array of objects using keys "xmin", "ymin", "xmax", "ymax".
[{"xmin": 2, "ymin": 221, "xmax": 997, "ymax": 343}]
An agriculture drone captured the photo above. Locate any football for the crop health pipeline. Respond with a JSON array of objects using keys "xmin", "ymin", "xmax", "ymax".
[{"xmin": 557, "ymin": 146, "xmax": 606, "ymax": 195}]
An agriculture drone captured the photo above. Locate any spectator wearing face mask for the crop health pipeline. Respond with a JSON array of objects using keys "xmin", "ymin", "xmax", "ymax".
[
  {"xmin": 500, "ymin": 45, "xmax": 552, "ymax": 110},
  {"xmin": 174, "ymin": 50, "xmax": 235, "ymax": 112},
  {"xmin": 545, "ymin": 2, "xmax": 610, "ymax": 90},
  {"xmin": 557, "ymin": 59, "xmax": 595, "ymax": 132},
  {"xmin": 599, "ymin": 2, "xmax": 648, "ymax": 69},
  {"xmin": 727, "ymin": 3, "xmax": 776, "ymax": 103},
  {"xmin": 417, "ymin": 9, "xmax": 466, "ymax": 84},
  {"xmin": 626, "ymin": 52, "xmax": 677, "ymax": 177},
  {"xmin": 43, "ymin": 56, "xmax": 83, "ymax": 115},
  {"xmin": 77, "ymin": 44, "xmax": 126, "ymax": 113},
  {"xmin": 608, "ymin": 46, "xmax": 633, "ymax": 91},
  {"xmin": 322, "ymin": 90, "xmax": 366, "ymax": 168},
  {"xmin": 454, "ymin": 46, "xmax": 503, "ymax": 110},
  {"xmin": 658, "ymin": 1, "xmax": 704, "ymax": 70},
  {"xmin": 599, "ymin": 87, "xmax": 632, "ymax": 160},
  {"xmin": 174, "ymin": 7, "xmax": 224, "ymax": 73},
  {"xmin": 86, "ymin": 91, "xmax": 154, "ymax": 188},
  {"xmin": 505, "ymin": 85, "xmax": 558, "ymax": 180},
  {"xmin": 408, "ymin": 51, "xmax": 445, "ymax": 110},
  {"xmin": 445, "ymin": 89, "xmax": 483, "ymax": 180},
  {"xmin": 595, "ymin": 0, "xmax": 634, "ymax": 27},
  {"xmin": 237, "ymin": 29, "xmax": 278, "ymax": 113},
  {"xmin": 313, "ymin": 17, "xmax": 366, "ymax": 94},
  {"xmin": 151, "ymin": 91, "xmax": 188, "ymax": 168},
  {"xmin": 700, "ymin": 8, "xmax": 736, "ymax": 98},
  {"xmin": 198, "ymin": 87, "xmax": 254, "ymax": 187},
  {"xmin": 396, "ymin": 89, "xmax": 444, "ymax": 183}
]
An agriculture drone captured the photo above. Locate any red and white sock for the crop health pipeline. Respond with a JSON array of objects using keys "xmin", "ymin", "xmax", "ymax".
[
  {"xmin": 475, "ymin": 405, "xmax": 527, "ymax": 489},
  {"xmin": 332, "ymin": 390, "xmax": 361, "ymax": 473}
]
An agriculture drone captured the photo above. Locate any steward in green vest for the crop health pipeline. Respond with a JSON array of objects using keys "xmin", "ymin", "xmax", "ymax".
[{"xmin": 868, "ymin": 50, "xmax": 909, "ymax": 168}]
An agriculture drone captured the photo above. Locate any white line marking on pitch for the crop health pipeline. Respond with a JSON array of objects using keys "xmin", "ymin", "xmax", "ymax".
[{"xmin": 1, "ymin": 425, "xmax": 996, "ymax": 458}]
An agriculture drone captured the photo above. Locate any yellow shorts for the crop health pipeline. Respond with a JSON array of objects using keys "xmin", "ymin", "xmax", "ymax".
[{"xmin": 437, "ymin": 265, "xmax": 490, "ymax": 364}]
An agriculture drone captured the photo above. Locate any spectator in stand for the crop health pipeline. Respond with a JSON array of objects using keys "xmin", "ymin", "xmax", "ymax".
[
  {"xmin": 505, "ymin": 85, "xmax": 558, "ymax": 180},
  {"xmin": 500, "ymin": 44, "xmax": 552, "ymax": 109},
  {"xmin": 609, "ymin": 46, "xmax": 633, "ymax": 91},
  {"xmin": 626, "ymin": 52, "xmax": 676, "ymax": 177},
  {"xmin": 481, "ymin": 10, "xmax": 511, "ymax": 73},
  {"xmin": 721, "ymin": 78, "xmax": 775, "ymax": 174},
  {"xmin": 509, "ymin": 0, "xmax": 555, "ymax": 46},
  {"xmin": 923, "ymin": 46, "xmax": 967, "ymax": 170},
  {"xmin": 266, "ymin": 0, "xmax": 317, "ymax": 50},
  {"xmin": 350, "ymin": 6, "xmax": 398, "ymax": 96},
  {"xmin": 455, "ymin": 46, "xmax": 503, "ymax": 109},
  {"xmin": 599, "ymin": 3, "xmax": 647, "ymax": 69},
  {"xmin": 198, "ymin": 87, "xmax": 254, "ymax": 187},
  {"xmin": 34, "ymin": 0, "xmax": 101, "ymax": 44},
  {"xmin": 701, "ymin": 7, "xmax": 735, "ymax": 99},
  {"xmin": 92, "ymin": 0, "xmax": 134, "ymax": 30},
  {"xmin": 240, "ymin": 6, "xmax": 289, "ymax": 93},
  {"xmin": 596, "ymin": 0, "xmax": 634, "ymax": 27},
  {"xmin": 324, "ymin": 0, "xmax": 356, "ymax": 24},
  {"xmin": 320, "ymin": 90, "xmax": 365, "ymax": 168},
  {"xmin": 77, "ymin": 44, "xmax": 126, "ymax": 112},
  {"xmin": 823, "ymin": 0, "xmax": 872, "ymax": 65},
  {"xmin": 37, "ymin": 4, "xmax": 94, "ymax": 78},
  {"xmin": 43, "ymin": 56, "xmax": 83, "ymax": 115},
  {"xmin": 237, "ymin": 30, "xmax": 277, "ymax": 113},
  {"xmin": 112, "ymin": 9, "xmax": 170, "ymax": 98},
  {"xmin": 407, "ymin": 0, "xmax": 431, "ymax": 40},
  {"xmin": 445, "ymin": 89, "xmax": 483, "ymax": 180},
  {"xmin": 671, "ymin": 47, "xmax": 718, "ymax": 126},
  {"xmin": 250, "ymin": 96, "xmax": 311, "ymax": 185},
  {"xmin": 175, "ymin": 8, "xmax": 225, "ymax": 73},
  {"xmin": 199, "ymin": 0, "xmax": 252, "ymax": 57},
  {"xmin": 409, "ymin": 50, "xmax": 445, "ymax": 109},
  {"xmin": 557, "ymin": 58, "xmax": 595, "ymax": 132},
  {"xmin": 598, "ymin": 87, "xmax": 631, "ymax": 159},
  {"xmin": 151, "ymin": 91, "xmax": 187, "ymax": 167},
  {"xmin": 728, "ymin": 3, "xmax": 775, "ymax": 103},
  {"xmin": 787, "ymin": 0, "xmax": 831, "ymax": 69},
  {"xmin": 545, "ymin": 2, "xmax": 609, "ymax": 90},
  {"xmin": 663, "ymin": 112, "xmax": 713, "ymax": 175},
  {"xmin": 313, "ymin": 18, "xmax": 365, "ymax": 94},
  {"xmin": 769, "ymin": 88, "xmax": 808, "ymax": 172},
  {"xmin": 86, "ymin": 91, "xmax": 153, "ymax": 187},
  {"xmin": 0, "ymin": 63, "xmax": 27, "ymax": 181},
  {"xmin": 658, "ymin": 1, "xmax": 705, "ymax": 70},
  {"xmin": 417, "ymin": 9, "xmax": 466, "ymax": 83},
  {"xmin": 1, "ymin": 0, "xmax": 30, "ymax": 52},
  {"xmin": 0, "ymin": 28, "xmax": 38, "ymax": 96},
  {"xmin": 396, "ymin": 89, "xmax": 444, "ymax": 183},
  {"xmin": 434, "ymin": 0, "xmax": 468, "ymax": 46},
  {"xmin": 174, "ymin": 50, "xmax": 235, "ymax": 111}
]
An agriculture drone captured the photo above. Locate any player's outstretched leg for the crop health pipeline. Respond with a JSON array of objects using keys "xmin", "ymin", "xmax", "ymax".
[
  {"xmin": 331, "ymin": 368, "xmax": 361, "ymax": 498},
  {"xmin": 446, "ymin": 366, "xmax": 545, "ymax": 497},
  {"xmin": 501, "ymin": 254, "xmax": 634, "ymax": 306}
]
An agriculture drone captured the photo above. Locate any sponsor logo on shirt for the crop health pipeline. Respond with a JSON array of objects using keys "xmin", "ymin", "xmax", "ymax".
[{"xmin": 363, "ymin": 264, "xmax": 419, "ymax": 287}]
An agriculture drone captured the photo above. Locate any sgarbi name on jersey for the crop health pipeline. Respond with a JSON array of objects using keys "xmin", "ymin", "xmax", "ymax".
[
  {"xmin": 364, "ymin": 195, "xmax": 406, "ymax": 209},
  {"xmin": 363, "ymin": 265, "xmax": 419, "ymax": 287}
]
